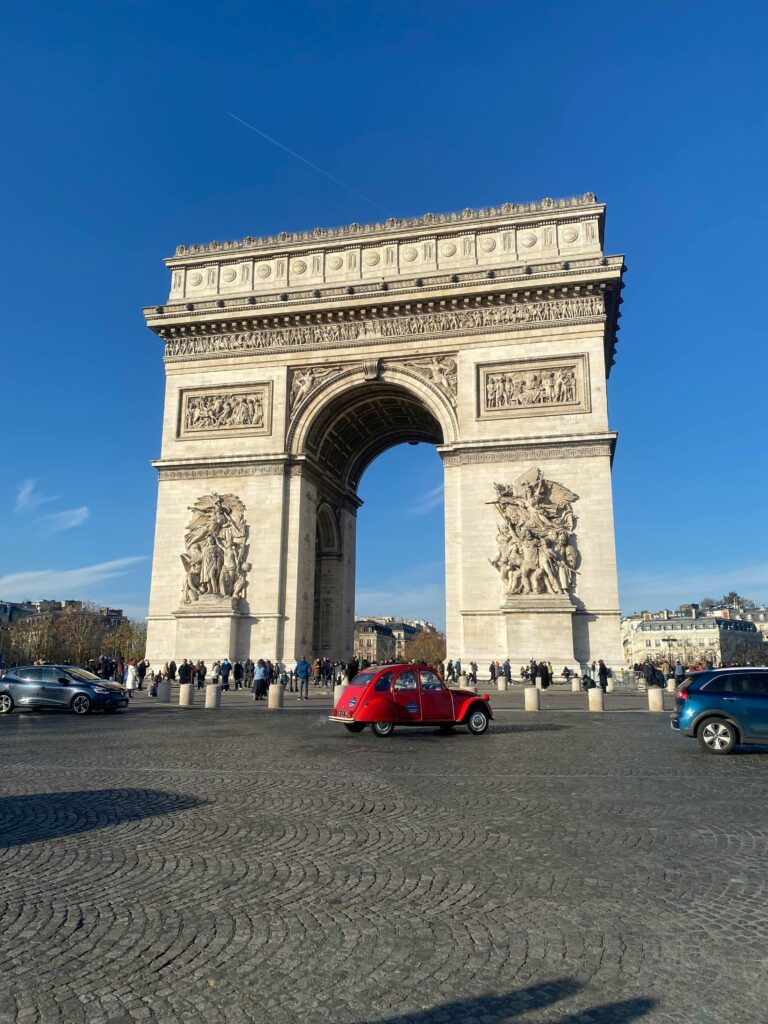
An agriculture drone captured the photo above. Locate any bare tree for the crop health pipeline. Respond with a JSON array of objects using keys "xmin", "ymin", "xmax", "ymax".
[{"xmin": 404, "ymin": 630, "xmax": 446, "ymax": 665}]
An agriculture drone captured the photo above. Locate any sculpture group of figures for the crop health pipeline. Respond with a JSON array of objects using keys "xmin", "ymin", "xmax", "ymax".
[
  {"xmin": 485, "ymin": 366, "xmax": 577, "ymax": 410},
  {"xmin": 185, "ymin": 392, "xmax": 264, "ymax": 432},
  {"xmin": 490, "ymin": 468, "xmax": 579, "ymax": 597},
  {"xmin": 181, "ymin": 493, "xmax": 250, "ymax": 603}
]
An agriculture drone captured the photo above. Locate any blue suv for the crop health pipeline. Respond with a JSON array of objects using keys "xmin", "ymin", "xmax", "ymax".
[{"xmin": 671, "ymin": 667, "xmax": 768, "ymax": 754}]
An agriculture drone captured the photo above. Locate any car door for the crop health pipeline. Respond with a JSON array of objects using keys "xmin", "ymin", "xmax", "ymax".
[
  {"xmin": 39, "ymin": 666, "xmax": 71, "ymax": 707},
  {"xmin": 9, "ymin": 667, "xmax": 44, "ymax": 706},
  {"xmin": 392, "ymin": 668, "xmax": 421, "ymax": 722},
  {"xmin": 734, "ymin": 672, "xmax": 768, "ymax": 738},
  {"xmin": 419, "ymin": 669, "xmax": 453, "ymax": 721}
]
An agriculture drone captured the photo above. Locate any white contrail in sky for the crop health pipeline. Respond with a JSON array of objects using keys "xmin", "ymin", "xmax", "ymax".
[{"xmin": 227, "ymin": 112, "xmax": 391, "ymax": 216}]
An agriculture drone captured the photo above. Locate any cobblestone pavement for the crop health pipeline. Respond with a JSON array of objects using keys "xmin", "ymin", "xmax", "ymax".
[{"xmin": 1, "ymin": 689, "xmax": 766, "ymax": 1023}]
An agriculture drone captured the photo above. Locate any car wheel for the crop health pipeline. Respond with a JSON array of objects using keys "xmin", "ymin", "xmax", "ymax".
[
  {"xmin": 467, "ymin": 708, "xmax": 490, "ymax": 735},
  {"xmin": 71, "ymin": 694, "xmax": 91, "ymax": 715},
  {"xmin": 0, "ymin": 693, "xmax": 14, "ymax": 715},
  {"xmin": 344, "ymin": 722, "xmax": 365, "ymax": 733},
  {"xmin": 371, "ymin": 721, "xmax": 394, "ymax": 738},
  {"xmin": 697, "ymin": 717, "xmax": 737, "ymax": 755}
]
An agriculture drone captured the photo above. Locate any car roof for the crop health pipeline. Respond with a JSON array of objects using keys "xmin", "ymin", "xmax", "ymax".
[{"xmin": 697, "ymin": 666, "xmax": 767, "ymax": 672}]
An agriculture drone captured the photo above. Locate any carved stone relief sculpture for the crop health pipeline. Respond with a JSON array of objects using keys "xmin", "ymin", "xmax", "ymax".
[
  {"xmin": 392, "ymin": 355, "xmax": 458, "ymax": 406},
  {"xmin": 490, "ymin": 468, "xmax": 579, "ymax": 598},
  {"xmin": 289, "ymin": 365, "xmax": 344, "ymax": 414},
  {"xmin": 164, "ymin": 295, "xmax": 604, "ymax": 361},
  {"xmin": 479, "ymin": 355, "xmax": 589, "ymax": 419},
  {"xmin": 180, "ymin": 493, "xmax": 251, "ymax": 604},
  {"xmin": 179, "ymin": 384, "xmax": 272, "ymax": 437}
]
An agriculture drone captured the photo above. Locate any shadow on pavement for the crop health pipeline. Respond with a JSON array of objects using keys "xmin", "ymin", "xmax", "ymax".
[
  {"xmin": 0, "ymin": 789, "xmax": 206, "ymax": 848},
  {"xmin": 364, "ymin": 980, "xmax": 655, "ymax": 1023}
]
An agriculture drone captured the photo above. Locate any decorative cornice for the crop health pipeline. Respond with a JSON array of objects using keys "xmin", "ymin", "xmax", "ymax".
[
  {"xmin": 440, "ymin": 437, "xmax": 614, "ymax": 466},
  {"xmin": 171, "ymin": 193, "xmax": 599, "ymax": 257},
  {"xmin": 163, "ymin": 294, "xmax": 605, "ymax": 363}
]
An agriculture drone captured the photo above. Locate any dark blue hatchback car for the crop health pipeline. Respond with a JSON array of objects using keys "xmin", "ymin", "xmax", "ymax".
[{"xmin": 670, "ymin": 667, "xmax": 768, "ymax": 754}]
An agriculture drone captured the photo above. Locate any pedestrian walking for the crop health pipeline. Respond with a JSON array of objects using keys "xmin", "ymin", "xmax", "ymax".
[
  {"xmin": 295, "ymin": 655, "xmax": 311, "ymax": 700},
  {"xmin": 598, "ymin": 659, "xmax": 609, "ymax": 692},
  {"xmin": 125, "ymin": 660, "xmax": 137, "ymax": 699}
]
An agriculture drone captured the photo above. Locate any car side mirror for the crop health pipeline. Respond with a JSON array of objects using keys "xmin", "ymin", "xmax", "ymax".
[{"xmin": 58, "ymin": 677, "xmax": 69, "ymax": 685}]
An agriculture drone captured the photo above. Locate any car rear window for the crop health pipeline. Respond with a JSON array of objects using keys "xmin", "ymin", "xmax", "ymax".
[{"xmin": 348, "ymin": 673, "xmax": 375, "ymax": 687}]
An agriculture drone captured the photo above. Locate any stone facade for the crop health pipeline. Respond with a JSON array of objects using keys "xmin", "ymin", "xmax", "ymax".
[
  {"xmin": 144, "ymin": 194, "xmax": 625, "ymax": 668},
  {"xmin": 622, "ymin": 608, "xmax": 767, "ymax": 667}
]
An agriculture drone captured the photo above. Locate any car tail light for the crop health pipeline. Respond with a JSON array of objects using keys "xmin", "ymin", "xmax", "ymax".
[{"xmin": 678, "ymin": 690, "xmax": 689, "ymax": 701}]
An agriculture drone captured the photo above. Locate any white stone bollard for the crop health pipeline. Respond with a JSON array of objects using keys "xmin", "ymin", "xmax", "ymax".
[
  {"xmin": 205, "ymin": 683, "xmax": 222, "ymax": 709},
  {"xmin": 666, "ymin": 678, "xmax": 677, "ymax": 693},
  {"xmin": 333, "ymin": 682, "xmax": 347, "ymax": 707},
  {"xmin": 178, "ymin": 682, "xmax": 194, "ymax": 707},
  {"xmin": 571, "ymin": 678, "xmax": 581, "ymax": 693},
  {"xmin": 535, "ymin": 676, "xmax": 543, "ymax": 690},
  {"xmin": 524, "ymin": 686, "xmax": 541, "ymax": 711},
  {"xmin": 497, "ymin": 678, "xmax": 506, "ymax": 692},
  {"xmin": 606, "ymin": 678, "xmax": 615, "ymax": 693},
  {"xmin": 267, "ymin": 682, "xmax": 284, "ymax": 709},
  {"xmin": 457, "ymin": 673, "xmax": 469, "ymax": 689},
  {"xmin": 648, "ymin": 687, "xmax": 665, "ymax": 712},
  {"xmin": 156, "ymin": 679, "xmax": 171, "ymax": 703},
  {"xmin": 588, "ymin": 687, "xmax": 604, "ymax": 712}
]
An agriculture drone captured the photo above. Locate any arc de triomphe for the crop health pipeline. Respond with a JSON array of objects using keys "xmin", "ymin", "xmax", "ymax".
[{"xmin": 143, "ymin": 193, "xmax": 625, "ymax": 670}]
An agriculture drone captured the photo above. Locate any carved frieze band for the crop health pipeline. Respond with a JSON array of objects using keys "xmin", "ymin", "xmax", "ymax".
[
  {"xmin": 164, "ymin": 294, "xmax": 605, "ymax": 362},
  {"xmin": 177, "ymin": 382, "xmax": 273, "ymax": 439},
  {"xmin": 441, "ymin": 440, "xmax": 612, "ymax": 466},
  {"xmin": 157, "ymin": 463, "xmax": 285, "ymax": 481},
  {"xmin": 478, "ymin": 354, "xmax": 590, "ymax": 420}
]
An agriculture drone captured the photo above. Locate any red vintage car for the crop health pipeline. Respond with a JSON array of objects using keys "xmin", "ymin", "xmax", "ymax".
[{"xmin": 329, "ymin": 663, "xmax": 493, "ymax": 737}]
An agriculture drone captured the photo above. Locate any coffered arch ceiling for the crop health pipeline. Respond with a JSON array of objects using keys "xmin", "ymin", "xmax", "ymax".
[{"xmin": 304, "ymin": 382, "xmax": 444, "ymax": 491}]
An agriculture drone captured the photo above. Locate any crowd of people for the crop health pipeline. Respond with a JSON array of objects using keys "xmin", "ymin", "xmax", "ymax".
[{"xmin": 84, "ymin": 651, "xmax": 623, "ymax": 699}]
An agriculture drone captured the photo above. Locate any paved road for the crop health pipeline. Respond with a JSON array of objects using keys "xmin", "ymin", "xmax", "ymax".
[{"xmin": 0, "ymin": 689, "xmax": 766, "ymax": 1023}]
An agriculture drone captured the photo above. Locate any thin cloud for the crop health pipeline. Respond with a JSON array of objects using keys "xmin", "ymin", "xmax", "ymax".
[
  {"xmin": 356, "ymin": 563, "xmax": 445, "ymax": 626},
  {"xmin": 0, "ymin": 557, "xmax": 147, "ymax": 601},
  {"xmin": 37, "ymin": 506, "xmax": 90, "ymax": 534},
  {"xmin": 16, "ymin": 479, "xmax": 58, "ymax": 512},
  {"xmin": 408, "ymin": 484, "xmax": 444, "ymax": 517},
  {"xmin": 620, "ymin": 562, "xmax": 768, "ymax": 613}
]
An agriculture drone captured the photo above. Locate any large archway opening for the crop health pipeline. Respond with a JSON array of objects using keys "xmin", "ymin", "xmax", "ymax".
[
  {"xmin": 299, "ymin": 379, "xmax": 447, "ymax": 660},
  {"xmin": 355, "ymin": 441, "xmax": 446, "ymax": 637}
]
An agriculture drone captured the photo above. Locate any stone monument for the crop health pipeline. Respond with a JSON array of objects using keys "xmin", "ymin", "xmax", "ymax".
[{"xmin": 143, "ymin": 193, "xmax": 626, "ymax": 669}]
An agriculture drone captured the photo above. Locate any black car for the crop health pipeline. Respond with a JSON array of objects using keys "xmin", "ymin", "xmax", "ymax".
[{"xmin": 0, "ymin": 665, "xmax": 128, "ymax": 715}]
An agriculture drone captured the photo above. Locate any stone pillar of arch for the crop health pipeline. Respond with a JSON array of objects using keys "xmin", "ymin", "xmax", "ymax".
[{"xmin": 143, "ymin": 193, "xmax": 626, "ymax": 670}]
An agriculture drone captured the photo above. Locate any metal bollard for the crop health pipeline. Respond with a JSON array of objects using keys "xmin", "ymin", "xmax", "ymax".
[
  {"xmin": 156, "ymin": 679, "xmax": 171, "ymax": 703},
  {"xmin": 524, "ymin": 686, "xmax": 541, "ymax": 711},
  {"xmin": 496, "ymin": 678, "xmax": 506, "ymax": 692},
  {"xmin": 267, "ymin": 682, "xmax": 284, "ymax": 709},
  {"xmin": 205, "ymin": 683, "xmax": 222, "ymax": 709},
  {"xmin": 178, "ymin": 682, "xmax": 194, "ymax": 707},
  {"xmin": 648, "ymin": 687, "xmax": 665, "ymax": 712},
  {"xmin": 571, "ymin": 678, "xmax": 581, "ymax": 693},
  {"xmin": 588, "ymin": 687, "xmax": 604, "ymax": 712}
]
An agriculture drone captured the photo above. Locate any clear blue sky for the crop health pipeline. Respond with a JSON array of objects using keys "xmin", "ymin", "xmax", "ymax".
[{"xmin": 2, "ymin": 1, "xmax": 766, "ymax": 626}]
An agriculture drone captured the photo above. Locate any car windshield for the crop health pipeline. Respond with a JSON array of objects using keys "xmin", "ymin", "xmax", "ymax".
[
  {"xmin": 64, "ymin": 667, "xmax": 102, "ymax": 682},
  {"xmin": 349, "ymin": 673, "xmax": 376, "ymax": 687}
]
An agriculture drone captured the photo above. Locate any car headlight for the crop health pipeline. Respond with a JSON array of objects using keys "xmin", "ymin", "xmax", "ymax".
[{"xmin": 93, "ymin": 686, "xmax": 112, "ymax": 694}]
